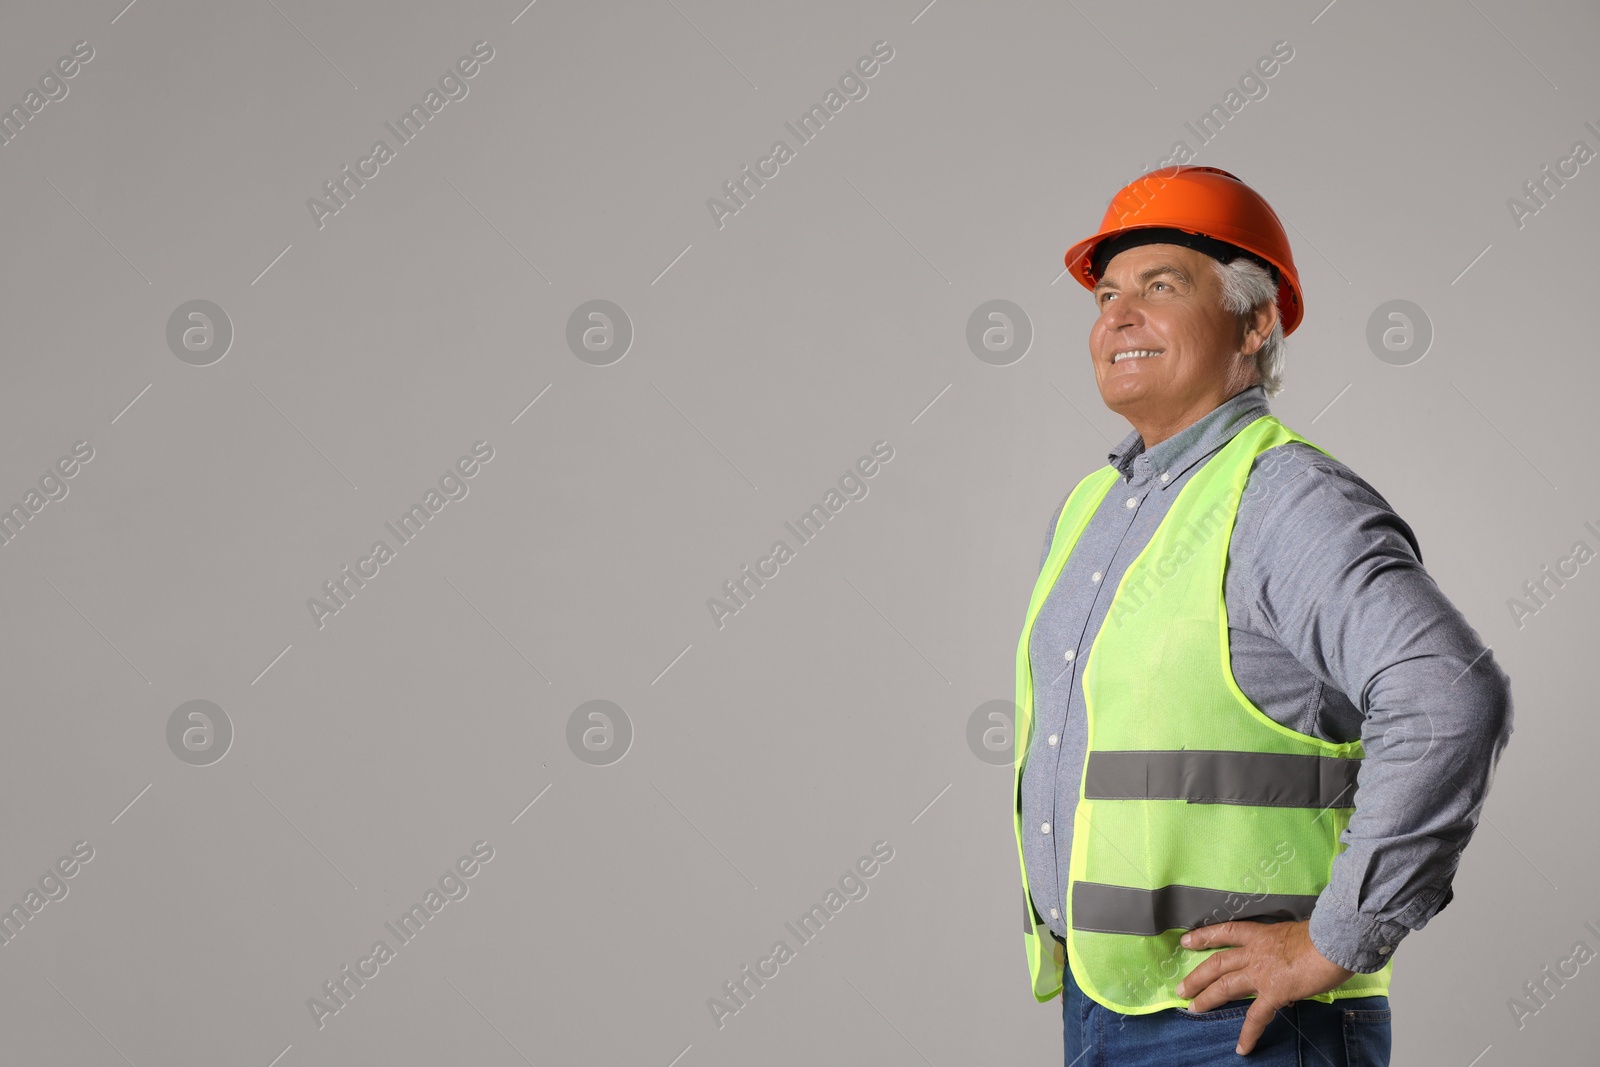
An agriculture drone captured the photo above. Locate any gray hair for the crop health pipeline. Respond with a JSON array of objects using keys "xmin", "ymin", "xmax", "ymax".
[{"xmin": 1213, "ymin": 257, "xmax": 1285, "ymax": 397}]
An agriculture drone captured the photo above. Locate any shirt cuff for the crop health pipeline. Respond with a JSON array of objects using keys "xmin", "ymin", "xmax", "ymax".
[{"xmin": 1307, "ymin": 894, "xmax": 1420, "ymax": 973}]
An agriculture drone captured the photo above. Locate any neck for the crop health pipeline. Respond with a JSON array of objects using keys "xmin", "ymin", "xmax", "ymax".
[
  {"xmin": 1130, "ymin": 412, "xmax": 1203, "ymax": 449},
  {"xmin": 1125, "ymin": 378, "xmax": 1259, "ymax": 448}
]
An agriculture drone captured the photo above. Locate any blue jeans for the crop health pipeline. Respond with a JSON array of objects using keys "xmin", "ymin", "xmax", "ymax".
[{"xmin": 1062, "ymin": 957, "xmax": 1391, "ymax": 1066}]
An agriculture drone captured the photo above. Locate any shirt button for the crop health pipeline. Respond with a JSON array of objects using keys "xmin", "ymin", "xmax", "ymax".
[
  {"xmin": 1377, "ymin": 945, "xmax": 1392, "ymax": 955},
  {"xmin": 1048, "ymin": 734, "xmax": 1058, "ymax": 746},
  {"xmin": 1041, "ymin": 822, "xmax": 1051, "ymax": 834},
  {"xmin": 1125, "ymin": 497, "xmax": 1138, "ymax": 508},
  {"xmin": 1064, "ymin": 649, "xmax": 1076, "ymax": 662},
  {"xmin": 1159, "ymin": 472, "xmax": 1171, "ymax": 484},
  {"xmin": 1091, "ymin": 571, "xmax": 1102, "ymax": 583},
  {"xmin": 1050, "ymin": 907, "xmax": 1059, "ymax": 919}
]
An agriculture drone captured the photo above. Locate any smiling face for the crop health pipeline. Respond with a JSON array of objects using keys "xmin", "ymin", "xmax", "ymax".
[{"xmin": 1089, "ymin": 243, "xmax": 1272, "ymax": 445}]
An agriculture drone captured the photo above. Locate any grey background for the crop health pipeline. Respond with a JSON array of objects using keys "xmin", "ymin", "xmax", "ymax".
[{"xmin": 1, "ymin": 0, "xmax": 1594, "ymax": 1064}]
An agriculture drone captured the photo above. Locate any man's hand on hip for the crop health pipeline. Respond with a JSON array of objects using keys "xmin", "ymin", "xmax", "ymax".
[{"xmin": 1172, "ymin": 919, "xmax": 1355, "ymax": 1056}]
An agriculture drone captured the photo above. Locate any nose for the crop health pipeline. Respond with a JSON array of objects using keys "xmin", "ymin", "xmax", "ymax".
[{"xmin": 1100, "ymin": 290, "xmax": 1144, "ymax": 332}]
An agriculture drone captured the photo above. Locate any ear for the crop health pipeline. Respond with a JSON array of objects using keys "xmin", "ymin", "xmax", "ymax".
[{"xmin": 1240, "ymin": 300, "xmax": 1279, "ymax": 357}]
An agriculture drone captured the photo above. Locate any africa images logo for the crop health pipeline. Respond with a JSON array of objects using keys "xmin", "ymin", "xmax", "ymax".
[
  {"xmin": 707, "ymin": 841, "xmax": 894, "ymax": 1030},
  {"xmin": 705, "ymin": 40, "xmax": 895, "ymax": 230},
  {"xmin": 307, "ymin": 841, "xmax": 495, "ymax": 1029},
  {"xmin": 307, "ymin": 441, "xmax": 495, "ymax": 630},
  {"xmin": 306, "ymin": 41, "xmax": 495, "ymax": 230},
  {"xmin": 706, "ymin": 440, "xmax": 894, "ymax": 629}
]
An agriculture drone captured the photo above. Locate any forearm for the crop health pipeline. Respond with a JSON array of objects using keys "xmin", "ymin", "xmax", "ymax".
[
  {"xmin": 1308, "ymin": 643, "xmax": 1514, "ymax": 972},
  {"xmin": 1242, "ymin": 452, "xmax": 1517, "ymax": 973}
]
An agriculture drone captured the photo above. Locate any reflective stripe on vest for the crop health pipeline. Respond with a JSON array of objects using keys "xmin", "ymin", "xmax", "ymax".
[
  {"xmin": 1072, "ymin": 881, "xmax": 1319, "ymax": 936},
  {"xmin": 1084, "ymin": 750, "xmax": 1360, "ymax": 809},
  {"xmin": 1012, "ymin": 413, "xmax": 1395, "ymax": 1012}
]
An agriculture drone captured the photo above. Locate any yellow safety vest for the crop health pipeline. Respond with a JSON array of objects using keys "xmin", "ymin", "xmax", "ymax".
[{"xmin": 1013, "ymin": 413, "xmax": 1393, "ymax": 1012}]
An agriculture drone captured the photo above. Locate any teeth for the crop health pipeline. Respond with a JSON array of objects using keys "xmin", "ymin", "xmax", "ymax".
[{"xmin": 1112, "ymin": 349, "xmax": 1161, "ymax": 364}]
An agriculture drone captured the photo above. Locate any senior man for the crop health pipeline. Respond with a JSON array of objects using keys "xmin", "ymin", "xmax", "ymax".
[{"xmin": 1012, "ymin": 166, "xmax": 1513, "ymax": 1065}]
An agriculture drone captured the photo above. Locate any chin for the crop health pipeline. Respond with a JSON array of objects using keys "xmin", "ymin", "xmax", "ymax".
[{"xmin": 1100, "ymin": 378, "xmax": 1153, "ymax": 407}]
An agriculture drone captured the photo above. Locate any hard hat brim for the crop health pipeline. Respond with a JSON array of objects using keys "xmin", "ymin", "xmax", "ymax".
[{"xmin": 1061, "ymin": 167, "xmax": 1305, "ymax": 335}]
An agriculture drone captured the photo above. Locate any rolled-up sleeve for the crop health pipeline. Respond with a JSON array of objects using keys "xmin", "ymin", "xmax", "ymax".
[{"xmin": 1244, "ymin": 454, "xmax": 1515, "ymax": 973}]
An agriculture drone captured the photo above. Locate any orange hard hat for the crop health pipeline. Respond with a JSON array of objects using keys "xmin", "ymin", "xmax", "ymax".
[{"xmin": 1062, "ymin": 166, "xmax": 1304, "ymax": 335}]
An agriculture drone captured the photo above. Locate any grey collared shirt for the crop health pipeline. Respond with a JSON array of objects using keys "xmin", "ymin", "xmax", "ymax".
[{"xmin": 1020, "ymin": 384, "xmax": 1514, "ymax": 973}]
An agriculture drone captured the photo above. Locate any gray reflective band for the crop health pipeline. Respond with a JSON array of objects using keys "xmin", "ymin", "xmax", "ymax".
[
  {"xmin": 1083, "ymin": 749, "xmax": 1359, "ymax": 809},
  {"xmin": 1072, "ymin": 881, "xmax": 1320, "ymax": 936}
]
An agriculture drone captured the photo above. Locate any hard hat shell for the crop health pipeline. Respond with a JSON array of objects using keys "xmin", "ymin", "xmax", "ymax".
[{"xmin": 1063, "ymin": 166, "xmax": 1304, "ymax": 335}]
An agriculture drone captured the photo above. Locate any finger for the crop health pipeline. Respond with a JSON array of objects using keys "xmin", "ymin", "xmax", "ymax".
[
  {"xmin": 1175, "ymin": 946, "xmax": 1247, "ymax": 999},
  {"xmin": 1182, "ymin": 921, "xmax": 1247, "ymax": 951},
  {"xmin": 1184, "ymin": 968, "xmax": 1257, "ymax": 1014},
  {"xmin": 1234, "ymin": 997, "xmax": 1281, "ymax": 1056}
]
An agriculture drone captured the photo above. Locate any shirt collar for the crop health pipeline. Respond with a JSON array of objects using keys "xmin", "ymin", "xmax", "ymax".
[{"xmin": 1107, "ymin": 384, "xmax": 1272, "ymax": 488}]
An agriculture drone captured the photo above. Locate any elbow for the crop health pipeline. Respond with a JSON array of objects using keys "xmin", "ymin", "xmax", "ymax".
[
  {"xmin": 1480, "ymin": 655, "xmax": 1516, "ymax": 752},
  {"xmin": 1496, "ymin": 669, "xmax": 1516, "ymax": 747}
]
